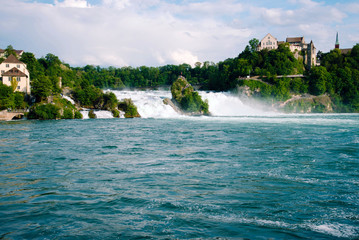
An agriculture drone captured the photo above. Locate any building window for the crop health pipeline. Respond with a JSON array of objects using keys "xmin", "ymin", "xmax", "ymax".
[
  {"xmin": 17, "ymin": 64, "xmax": 20, "ymax": 68},
  {"xmin": 8, "ymin": 77, "xmax": 11, "ymax": 81},
  {"xmin": 6, "ymin": 64, "xmax": 9, "ymax": 68},
  {"xmin": 17, "ymin": 77, "xmax": 21, "ymax": 82},
  {"xmin": 17, "ymin": 86, "xmax": 20, "ymax": 89},
  {"xmin": 1, "ymin": 70, "xmax": 4, "ymax": 74}
]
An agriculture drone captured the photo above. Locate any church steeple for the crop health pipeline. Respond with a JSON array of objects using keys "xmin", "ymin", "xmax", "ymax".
[{"xmin": 335, "ymin": 32, "xmax": 340, "ymax": 49}]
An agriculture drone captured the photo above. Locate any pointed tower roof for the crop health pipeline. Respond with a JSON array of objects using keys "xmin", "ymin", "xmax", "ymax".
[
  {"xmin": 335, "ymin": 32, "xmax": 340, "ymax": 49},
  {"xmin": 2, "ymin": 54, "xmax": 23, "ymax": 64}
]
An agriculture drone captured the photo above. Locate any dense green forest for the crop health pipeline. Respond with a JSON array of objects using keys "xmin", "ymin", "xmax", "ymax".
[
  {"xmin": 58, "ymin": 42, "xmax": 306, "ymax": 91},
  {"xmin": 1, "ymin": 41, "xmax": 359, "ymax": 115}
]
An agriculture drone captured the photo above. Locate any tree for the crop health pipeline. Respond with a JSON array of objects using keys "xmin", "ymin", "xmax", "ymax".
[
  {"xmin": 0, "ymin": 83, "xmax": 15, "ymax": 110},
  {"xmin": 308, "ymin": 66, "xmax": 329, "ymax": 95},
  {"xmin": 5, "ymin": 45, "xmax": 17, "ymax": 58},
  {"xmin": 45, "ymin": 53, "xmax": 61, "ymax": 67},
  {"xmin": 249, "ymin": 38, "xmax": 259, "ymax": 53},
  {"xmin": 20, "ymin": 52, "xmax": 44, "ymax": 80},
  {"xmin": 31, "ymin": 76, "xmax": 53, "ymax": 101},
  {"xmin": 10, "ymin": 77, "xmax": 18, "ymax": 92}
]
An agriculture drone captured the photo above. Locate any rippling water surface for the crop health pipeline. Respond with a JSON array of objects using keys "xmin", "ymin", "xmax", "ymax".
[{"xmin": 1, "ymin": 115, "xmax": 359, "ymax": 239}]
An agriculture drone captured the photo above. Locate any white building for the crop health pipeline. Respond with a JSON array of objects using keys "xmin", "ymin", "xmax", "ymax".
[
  {"xmin": 0, "ymin": 54, "xmax": 30, "ymax": 94},
  {"xmin": 257, "ymin": 33, "xmax": 278, "ymax": 51}
]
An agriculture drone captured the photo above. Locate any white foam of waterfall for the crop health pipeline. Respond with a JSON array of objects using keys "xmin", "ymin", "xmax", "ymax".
[
  {"xmin": 62, "ymin": 95, "xmax": 75, "ymax": 105},
  {"xmin": 111, "ymin": 90, "xmax": 181, "ymax": 118},
  {"xmin": 199, "ymin": 91, "xmax": 273, "ymax": 116},
  {"xmin": 81, "ymin": 110, "xmax": 114, "ymax": 119},
  {"xmin": 110, "ymin": 90, "xmax": 273, "ymax": 118}
]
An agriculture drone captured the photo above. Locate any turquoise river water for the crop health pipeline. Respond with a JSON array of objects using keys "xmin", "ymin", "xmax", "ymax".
[{"xmin": 1, "ymin": 113, "xmax": 359, "ymax": 239}]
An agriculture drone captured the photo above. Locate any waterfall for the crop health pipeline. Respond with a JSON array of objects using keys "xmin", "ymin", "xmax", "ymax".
[
  {"xmin": 62, "ymin": 95, "xmax": 75, "ymax": 105},
  {"xmin": 81, "ymin": 110, "xmax": 115, "ymax": 119},
  {"xmin": 111, "ymin": 90, "xmax": 181, "ymax": 118},
  {"xmin": 199, "ymin": 91, "xmax": 271, "ymax": 116},
  {"xmin": 110, "ymin": 90, "xmax": 272, "ymax": 118}
]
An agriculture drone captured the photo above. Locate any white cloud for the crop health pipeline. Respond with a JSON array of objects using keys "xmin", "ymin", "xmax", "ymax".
[
  {"xmin": 342, "ymin": 3, "xmax": 359, "ymax": 14},
  {"xmin": 0, "ymin": 0, "xmax": 358, "ymax": 67},
  {"xmin": 296, "ymin": 0, "xmax": 320, "ymax": 8},
  {"xmin": 170, "ymin": 49, "xmax": 199, "ymax": 66},
  {"xmin": 54, "ymin": 0, "xmax": 91, "ymax": 8},
  {"xmin": 101, "ymin": 0, "xmax": 130, "ymax": 9}
]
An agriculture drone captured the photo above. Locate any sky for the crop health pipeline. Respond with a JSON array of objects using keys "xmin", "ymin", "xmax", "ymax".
[{"xmin": 0, "ymin": 0, "xmax": 358, "ymax": 67}]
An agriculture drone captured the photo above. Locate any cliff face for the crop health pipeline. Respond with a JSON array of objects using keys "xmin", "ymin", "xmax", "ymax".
[
  {"xmin": 280, "ymin": 95, "xmax": 334, "ymax": 113},
  {"xmin": 238, "ymin": 85, "xmax": 335, "ymax": 113}
]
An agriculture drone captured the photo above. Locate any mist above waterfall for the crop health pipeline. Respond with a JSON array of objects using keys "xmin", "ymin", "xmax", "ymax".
[
  {"xmin": 111, "ymin": 90, "xmax": 275, "ymax": 118},
  {"xmin": 199, "ymin": 91, "xmax": 275, "ymax": 116}
]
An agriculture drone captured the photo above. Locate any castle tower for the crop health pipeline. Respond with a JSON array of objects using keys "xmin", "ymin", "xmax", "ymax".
[{"xmin": 335, "ymin": 32, "xmax": 340, "ymax": 49}]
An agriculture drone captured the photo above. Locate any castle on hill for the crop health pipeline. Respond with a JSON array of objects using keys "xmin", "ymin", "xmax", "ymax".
[{"xmin": 257, "ymin": 33, "xmax": 317, "ymax": 68}]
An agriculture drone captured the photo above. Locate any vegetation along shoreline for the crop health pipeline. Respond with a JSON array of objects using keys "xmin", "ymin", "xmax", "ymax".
[{"xmin": 1, "ymin": 37, "xmax": 358, "ymax": 120}]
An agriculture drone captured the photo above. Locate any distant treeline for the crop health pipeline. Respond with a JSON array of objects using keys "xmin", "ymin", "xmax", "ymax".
[
  {"xmin": 1, "ymin": 41, "xmax": 359, "ymax": 112},
  {"xmin": 66, "ymin": 43, "xmax": 306, "ymax": 91}
]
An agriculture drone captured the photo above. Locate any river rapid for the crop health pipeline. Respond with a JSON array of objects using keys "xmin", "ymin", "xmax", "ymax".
[{"xmin": 1, "ymin": 90, "xmax": 359, "ymax": 239}]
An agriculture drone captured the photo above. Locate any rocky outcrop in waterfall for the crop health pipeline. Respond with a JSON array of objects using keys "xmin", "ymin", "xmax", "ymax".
[
  {"xmin": 88, "ymin": 109, "xmax": 97, "ymax": 119},
  {"xmin": 167, "ymin": 76, "xmax": 210, "ymax": 116},
  {"xmin": 118, "ymin": 98, "xmax": 141, "ymax": 118}
]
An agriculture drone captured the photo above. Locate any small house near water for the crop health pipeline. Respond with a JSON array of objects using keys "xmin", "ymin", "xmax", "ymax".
[{"xmin": 0, "ymin": 54, "xmax": 31, "ymax": 94}]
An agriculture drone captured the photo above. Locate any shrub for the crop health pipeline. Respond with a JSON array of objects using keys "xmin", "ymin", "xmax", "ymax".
[
  {"xmin": 118, "ymin": 99, "xmax": 140, "ymax": 118},
  {"xmin": 74, "ymin": 111, "xmax": 83, "ymax": 119},
  {"xmin": 28, "ymin": 104, "xmax": 61, "ymax": 120},
  {"xmin": 14, "ymin": 92, "xmax": 27, "ymax": 109},
  {"xmin": 111, "ymin": 109, "xmax": 120, "ymax": 118},
  {"xmin": 62, "ymin": 108, "xmax": 74, "ymax": 119},
  {"xmin": 88, "ymin": 109, "xmax": 96, "ymax": 119}
]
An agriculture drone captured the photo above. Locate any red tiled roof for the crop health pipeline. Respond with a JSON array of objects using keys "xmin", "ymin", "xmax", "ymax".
[
  {"xmin": 15, "ymin": 50, "xmax": 23, "ymax": 55},
  {"xmin": 2, "ymin": 67, "xmax": 27, "ymax": 77},
  {"xmin": 286, "ymin": 37, "xmax": 304, "ymax": 43},
  {"xmin": 0, "ymin": 49, "xmax": 23, "ymax": 55},
  {"xmin": 2, "ymin": 54, "xmax": 23, "ymax": 64},
  {"xmin": 340, "ymin": 48, "xmax": 352, "ymax": 55}
]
